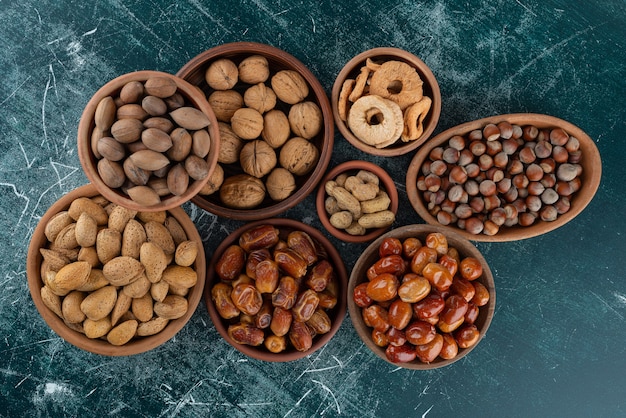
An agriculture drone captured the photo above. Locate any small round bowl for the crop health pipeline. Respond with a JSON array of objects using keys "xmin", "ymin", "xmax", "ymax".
[
  {"xmin": 26, "ymin": 184, "xmax": 206, "ymax": 356},
  {"xmin": 316, "ymin": 160, "xmax": 399, "ymax": 243},
  {"xmin": 406, "ymin": 113, "xmax": 602, "ymax": 242},
  {"xmin": 204, "ymin": 218, "xmax": 347, "ymax": 362},
  {"xmin": 348, "ymin": 224, "xmax": 496, "ymax": 369},
  {"xmin": 177, "ymin": 42, "xmax": 334, "ymax": 221},
  {"xmin": 77, "ymin": 70, "xmax": 220, "ymax": 212},
  {"xmin": 332, "ymin": 47, "xmax": 441, "ymax": 157}
]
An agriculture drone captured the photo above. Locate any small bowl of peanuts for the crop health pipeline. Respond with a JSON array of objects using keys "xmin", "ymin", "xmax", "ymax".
[
  {"xmin": 26, "ymin": 184, "xmax": 206, "ymax": 356},
  {"xmin": 348, "ymin": 224, "xmax": 496, "ymax": 369},
  {"xmin": 176, "ymin": 42, "xmax": 334, "ymax": 220},
  {"xmin": 77, "ymin": 70, "xmax": 220, "ymax": 212},
  {"xmin": 316, "ymin": 160, "xmax": 399, "ymax": 243},
  {"xmin": 406, "ymin": 113, "xmax": 602, "ymax": 241},
  {"xmin": 205, "ymin": 219, "xmax": 348, "ymax": 362},
  {"xmin": 332, "ymin": 47, "xmax": 441, "ymax": 157}
]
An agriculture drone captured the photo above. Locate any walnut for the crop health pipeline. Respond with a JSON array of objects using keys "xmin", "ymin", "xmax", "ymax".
[
  {"xmin": 266, "ymin": 167, "xmax": 296, "ymax": 201},
  {"xmin": 240, "ymin": 140, "xmax": 277, "ymax": 178},
  {"xmin": 230, "ymin": 108, "xmax": 264, "ymax": 140},
  {"xmin": 199, "ymin": 163, "xmax": 224, "ymax": 195},
  {"xmin": 271, "ymin": 70, "xmax": 309, "ymax": 105},
  {"xmin": 279, "ymin": 137, "xmax": 320, "ymax": 176},
  {"xmin": 217, "ymin": 122, "xmax": 243, "ymax": 164},
  {"xmin": 208, "ymin": 90, "xmax": 243, "ymax": 122},
  {"xmin": 288, "ymin": 101, "xmax": 323, "ymax": 140},
  {"xmin": 243, "ymin": 83, "xmax": 276, "ymax": 114},
  {"xmin": 262, "ymin": 109, "xmax": 291, "ymax": 148},
  {"xmin": 219, "ymin": 174, "xmax": 266, "ymax": 209},
  {"xmin": 205, "ymin": 58, "xmax": 239, "ymax": 90},
  {"xmin": 238, "ymin": 55, "xmax": 270, "ymax": 84}
]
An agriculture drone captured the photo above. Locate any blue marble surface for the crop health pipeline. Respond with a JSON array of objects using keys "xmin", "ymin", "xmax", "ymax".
[{"xmin": 1, "ymin": 0, "xmax": 625, "ymax": 416}]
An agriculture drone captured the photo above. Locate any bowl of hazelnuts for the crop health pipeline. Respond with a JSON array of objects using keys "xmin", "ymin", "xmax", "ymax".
[{"xmin": 177, "ymin": 42, "xmax": 335, "ymax": 220}]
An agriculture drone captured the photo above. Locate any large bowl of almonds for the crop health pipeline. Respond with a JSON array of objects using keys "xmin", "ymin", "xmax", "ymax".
[
  {"xmin": 332, "ymin": 47, "xmax": 441, "ymax": 157},
  {"xmin": 406, "ymin": 113, "xmax": 602, "ymax": 241},
  {"xmin": 176, "ymin": 42, "xmax": 334, "ymax": 220},
  {"xmin": 26, "ymin": 184, "xmax": 206, "ymax": 356},
  {"xmin": 77, "ymin": 70, "xmax": 220, "ymax": 212}
]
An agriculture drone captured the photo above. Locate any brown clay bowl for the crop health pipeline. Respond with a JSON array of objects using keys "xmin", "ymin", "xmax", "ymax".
[
  {"xmin": 77, "ymin": 70, "xmax": 220, "ymax": 212},
  {"xmin": 205, "ymin": 218, "xmax": 347, "ymax": 362},
  {"xmin": 406, "ymin": 113, "xmax": 602, "ymax": 242},
  {"xmin": 332, "ymin": 47, "xmax": 441, "ymax": 157},
  {"xmin": 348, "ymin": 224, "xmax": 496, "ymax": 369},
  {"xmin": 316, "ymin": 160, "xmax": 399, "ymax": 243},
  {"xmin": 26, "ymin": 184, "xmax": 206, "ymax": 356},
  {"xmin": 176, "ymin": 42, "xmax": 334, "ymax": 220}
]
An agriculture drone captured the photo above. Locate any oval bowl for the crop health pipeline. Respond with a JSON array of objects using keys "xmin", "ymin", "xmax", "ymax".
[
  {"xmin": 77, "ymin": 70, "xmax": 220, "ymax": 212},
  {"xmin": 316, "ymin": 160, "xmax": 399, "ymax": 243},
  {"xmin": 332, "ymin": 47, "xmax": 441, "ymax": 157},
  {"xmin": 26, "ymin": 184, "xmax": 206, "ymax": 356},
  {"xmin": 406, "ymin": 113, "xmax": 602, "ymax": 242},
  {"xmin": 348, "ymin": 224, "xmax": 496, "ymax": 369},
  {"xmin": 204, "ymin": 218, "xmax": 347, "ymax": 362},
  {"xmin": 177, "ymin": 42, "xmax": 334, "ymax": 221}
]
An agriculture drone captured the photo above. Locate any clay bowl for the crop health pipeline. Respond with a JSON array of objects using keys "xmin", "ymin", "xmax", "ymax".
[
  {"xmin": 205, "ymin": 218, "xmax": 347, "ymax": 362},
  {"xmin": 406, "ymin": 113, "xmax": 602, "ymax": 242},
  {"xmin": 332, "ymin": 47, "xmax": 441, "ymax": 157},
  {"xmin": 348, "ymin": 224, "xmax": 496, "ymax": 369},
  {"xmin": 176, "ymin": 42, "xmax": 334, "ymax": 221},
  {"xmin": 26, "ymin": 184, "xmax": 206, "ymax": 356},
  {"xmin": 316, "ymin": 160, "xmax": 399, "ymax": 243},
  {"xmin": 77, "ymin": 70, "xmax": 220, "ymax": 212}
]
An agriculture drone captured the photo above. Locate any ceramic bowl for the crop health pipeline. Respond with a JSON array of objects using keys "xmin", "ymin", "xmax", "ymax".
[
  {"xmin": 77, "ymin": 70, "xmax": 220, "ymax": 212},
  {"xmin": 406, "ymin": 113, "xmax": 602, "ymax": 242},
  {"xmin": 348, "ymin": 224, "xmax": 496, "ymax": 369},
  {"xmin": 204, "ymin": 218, "xmax": 347, "ymax": 362},
  {"xmin": 316, "ymin": 160, "xmax": 399, "ymax": 243},
  {"xmin": 331, "ymin": 47, "xmax": 441, "ymax": 157},
  {"xmin": 26, "ymin": 184, "xmax": 206, "ymax": 356},
  {"xmin": 177, "ymin": 42, "xmax": 334, "ymax": 220}
]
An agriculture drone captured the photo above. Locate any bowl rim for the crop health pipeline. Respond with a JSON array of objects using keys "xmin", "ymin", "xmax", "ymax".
[
  {"xmin": 177, "ymin": 41, "xmax": 335, "ymax": 221},
  {"xmin": 26, "ymin": 184, "xmax": 206, "ymax": 356},
  {"xmin": 315, "ymin": 160, "xmax": 399, "ymax": 243},
  {"xmin": 331, "ymin": 47, "xmax": 441, "ymax": 157},
  {"xmin": 347, "ymin": 223, "xmax": 496, "ymax": 369},
  {"xmin": 204, "ymin": 218, "xmax": 348, "ymax": 362},
  {"xmin": 76, "ymin": 70, "xmax": 220, "ymax": 213},
  {"xmin": 406, "ymin": 113, "xmax": 603, "ymax": 242}
]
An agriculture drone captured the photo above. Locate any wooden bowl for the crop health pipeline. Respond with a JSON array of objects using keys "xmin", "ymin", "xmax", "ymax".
[
  {"xmin": 406, "ymin": 113, "xmax": 602, "ymax": 242},
  {"xmin": 205, "ymin": 218, "xmax": 347, "ymax": 362},
  {"xmin": 26, "ymin": 184, "xmax": 206, "ymax": 356},
  {"xmin": 332, "ymin": 47, "xmax": 441, "ymax": 157},
  {"xmin": 176, "ymin": 42, "xmax": 334, "ymax": 221},
  {"xmin": 316, "ymin": 160, "xmax": 399, "ymax": 243},
  {"xmin": 348, "ymin": 224, "xmax": 496, "ymax": 369},
  {"xmin": 77, "ymin": 70, "xmax": 220, "ymax": 212}
]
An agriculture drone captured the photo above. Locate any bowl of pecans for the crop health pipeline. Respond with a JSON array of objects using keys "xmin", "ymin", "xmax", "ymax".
[
  {"xmin": 176, "ymin": 42, "xmax": 334, "ymax": 220},
  {"xmin": 77, "ymin": 70, "xmax": 220, "ymax": 212},
  {"xmin": 406, "ymin": 113, "xmax": 602, "ymax": 241},
  {"xmin": 332, "ymin": 47, "xmax": 441, "ymax": 157}
]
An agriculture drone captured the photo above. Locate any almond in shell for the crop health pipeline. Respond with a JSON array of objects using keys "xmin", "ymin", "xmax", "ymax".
[
  {"xmin": 68, "ymin": 197, "xmax": 109, "ymax": 225},
  {"xmin": 84, "ymin": 317, "xmax": 113, "ymax": 339},
  {"xmin": 39, "ymin": 248, "xmax": 70, "ymax": 272},
  {"xmin": 53, "ymin": 223, "xmax": 78, "ymax": 250},
  {"xmin": 131, "ymin": 293, "xmax": 154, "ymax": 322},
  {"xmin": 164, "ymin": 216, "xmax": 188, "ymax": 246},
  {"xmin": 122, "ymin": 273, "xmax": 151, "ymax": 298},
  {"xmin": 96, "ymin": 228, "xmax": 122, "ymax": 265},
  {"xmin": 75, "ymin": 212, "xmax": 98, "ymax": 248},
  {"xmin": 154, "ymin": 295, "xmax": 188, "ymax": 319},
  {"xmin": 80, "ymin": 285, "xmax": 118, "ymax": 321},
  {"xmin": 102, "ymin": 256, "xmax": 145, "ymax": 286},
  {"xmin": 150, "ymin": 280, "xmax": 169, "ymax": 302},
  {"xmin": 139, "ymin": 241, "xmax": 169, "ymax": 283},
  {"xmin": 144, "ymin": 221, "xmax": 175, "ymax": 255},
  {"xmin": 110, "ymin": 291, "xmax": 132, "ymax": 327},
  {"xmin": 107, "ymin": 320, "xmax": 138, "ymax": 346},
  {"xmin": 137, "ymin": 316, "xmax": 169, "ymax": 337},
  {"xmin": 108, "ymin": 205, "xmax": 138, "ymax": 232},
  {"xmin": 174, "ymin": 241, "xmax": 198, "ymax": 267},
  {"xmin": 161, "ymin": 265, "xmax": 197, "ymax": 289},
  {"xmin": 48, "ymin": 261, "xmax": 91, "ymax": 296},
  {"xmin": 121, "ymin": 219, "xmax": 147, "ymax": 259},
  {"xmin": 44, "ymin": 211, "xmax": 73, "ymax": 242},
  {"xmin": 40, "ymin": 285, "xmax": 63, "ymax": 318},
  {"xmin": 61, "ymin": 290, "xmax": 87, "ymax": 323}
]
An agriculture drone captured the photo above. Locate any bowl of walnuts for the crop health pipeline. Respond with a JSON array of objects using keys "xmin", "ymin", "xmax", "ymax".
[
  {"xmin": 205, "ymin": 219, "xmax": 347, "ymax": 361},
  {"xmin": 176, "ymin": 42, "xmax": 334, "ymax": 220},
  {"xmin": 348, "ymin": 224, "xmax": 495, "ymax": 369},
  {"xmin": 77, "ymin": 70, "xmax": 220, "ymax": 212},
  {"xmin": 332, "ymin": 47, "xmax": 441, "ymax": 157},
  {"xmin": 26, "ymin": 184, "xmax": 206, "ymax": 356}
]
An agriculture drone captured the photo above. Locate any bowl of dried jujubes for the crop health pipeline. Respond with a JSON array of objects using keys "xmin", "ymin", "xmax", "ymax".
[
  {"xmin": 77, "ymin": 70, "xmax": 220, "ymax": 212},
  {"xmin": 205, "ymin": 219, "xmax": 347, "ymax": 361},
  {"xmin": 348, "ymin": 224, "xmax": 495, "ymax": 369},
  {"xmin": 26, "ymin": 184, "xmax": 206, "ymax": 356},
  {"xmin": 176, "ymin": 42, "xmax": 334, "ymax": 220},
  {"xmin": 406, "ymin": 114, "xmax": 602, "ymax": 241}
]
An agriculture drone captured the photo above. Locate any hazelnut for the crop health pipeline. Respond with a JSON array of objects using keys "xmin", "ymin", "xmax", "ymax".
[
  {"xmin": 288, "ymin": 101, "xmax": 323, "ymax": 140},
  {"xmin": 266, "ymin": 167, "xmax": 296, "ymax": 201},
  {"xmin": 240, "ymin": 140, "xmax": 277, "ymax": 178}
]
